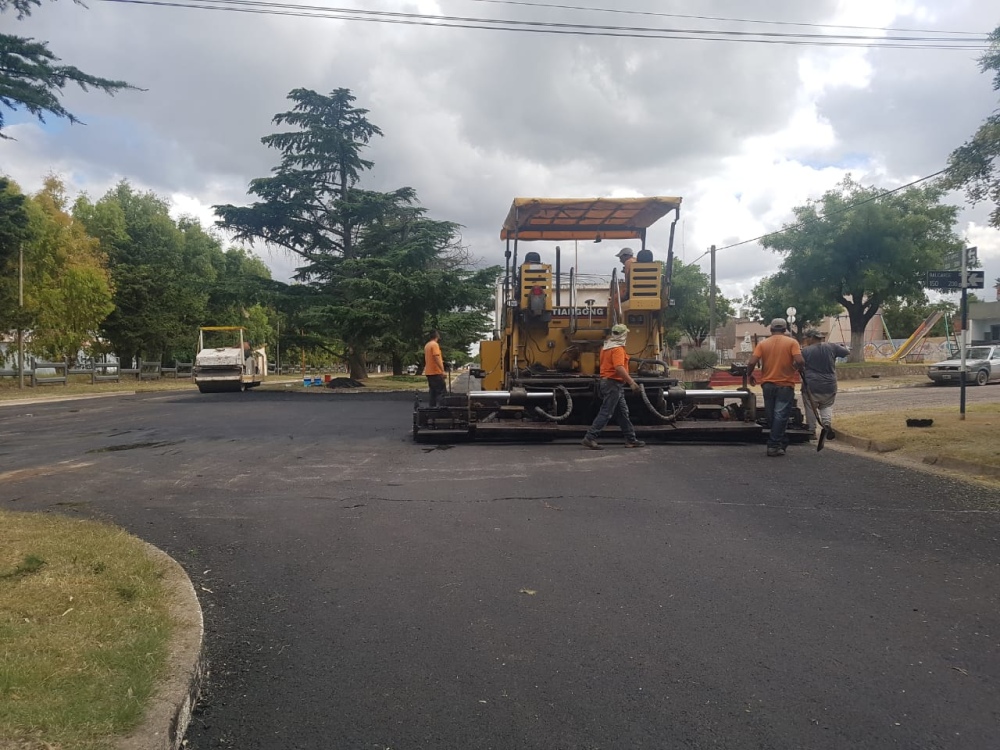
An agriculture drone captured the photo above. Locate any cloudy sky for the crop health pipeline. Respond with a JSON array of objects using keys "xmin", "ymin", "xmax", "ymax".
[{"xmin": 3, "ymin": 0, "xmax": 1000, "ymax": 321}]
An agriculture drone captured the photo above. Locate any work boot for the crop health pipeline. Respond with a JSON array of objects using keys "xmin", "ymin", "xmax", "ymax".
[
  {"xmin": 625, "ymin": 439, "xmax": 646, "ymax": 448},
  {"xmin": 766, "ymin": 446, "xmax": 782, "ymax": 457},
  {"xmin": 582, "ymin": 437, "xmax": 603, "ymax": 450},
  {"xmin": 823, "ymin": 424, "xmax": 836, "ymax": 440}
]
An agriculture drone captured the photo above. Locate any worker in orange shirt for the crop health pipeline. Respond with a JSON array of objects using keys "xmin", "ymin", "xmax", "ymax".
[
  {"xmin": 423, "ymin": 330, "xmax": 447, "ymax": 407},
  {"xmin": 745, "ymin": 318, "xmax": 805, "ymax": 457},
  {"xmin": 582, "ymin": 323, "xmax": 645, "ymax": 450}
]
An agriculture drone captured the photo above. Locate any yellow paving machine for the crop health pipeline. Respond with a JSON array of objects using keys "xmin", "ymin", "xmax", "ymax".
[{"xmin": 413, "ymin": 196, "xmax": 805, "ymax": 443}]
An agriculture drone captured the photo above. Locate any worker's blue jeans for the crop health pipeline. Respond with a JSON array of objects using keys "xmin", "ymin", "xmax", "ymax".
[
  {"xmin": 762, "ymin": 382, "xmax": 794, "ymax": 449},
  {"xmin": 585, "ymin": 379, "xmax": 637, "ymax": 442}
]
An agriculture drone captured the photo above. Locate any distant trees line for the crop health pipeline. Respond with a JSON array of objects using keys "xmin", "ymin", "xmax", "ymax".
[{"xmin": 0, "ymin": 88, "xmax": 500, "ymax": 377}]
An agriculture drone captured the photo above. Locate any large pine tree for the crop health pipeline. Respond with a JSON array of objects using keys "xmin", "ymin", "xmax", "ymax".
[{"xmin": 0, "ymin": 0, "xmax": 137, "ymax": 137}]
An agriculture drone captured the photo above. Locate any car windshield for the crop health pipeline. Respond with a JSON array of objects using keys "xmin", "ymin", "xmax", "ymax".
[{"xmin": 965, "ymin": 347, "xmax": 993, "ymax": 360}]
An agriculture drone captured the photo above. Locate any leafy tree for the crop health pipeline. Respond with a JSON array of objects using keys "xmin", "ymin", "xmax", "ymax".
[
  {"xmin": 745, "ymin": 271, "xmax": 840, "ymax": 339},
  {"xmin": 5, "ymin": 177, "xmax": 114, "ymax": 364},
  {"xmin": 664, "ymin": 258, "xmax": 734, "ymax": 348},
  {"xmin": 761, "ymin": 177, "xmax": 962, "ymax": 362},
  {"xmin": 0, "ymin": 0, "xmax": 138, "ymax": 138},
  {"xmin": 0, "ymin": 177, "xmax": 33, "ymax": 330},
  {"xmin": 74, "ymin": 182, "xmax": 214, "ymax": 364},
  {"xmin": 217, "ymin": 87, "xmax": 495, "ymax": 378},
  {"xmin": 0, "ymin": 176, "xmax": 31, "ymax": 268},
  {"xmin": 944, "ymin": 25, "xmax": 1000, "ymax": 228}
]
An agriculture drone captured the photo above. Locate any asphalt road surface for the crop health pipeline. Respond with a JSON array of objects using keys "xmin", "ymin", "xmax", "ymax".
[
  {"xmin": 836, "ymin": 380, "xmax": 1000, "ymax": 415},
  {"xmin": 1, "ymin": 390, "xmax": 998, "ymax": 749}
]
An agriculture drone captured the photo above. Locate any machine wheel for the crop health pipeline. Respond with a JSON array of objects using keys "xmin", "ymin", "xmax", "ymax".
[{"xmin": 975, "ymin": 369, "xmax": 989, "ymax": 386}]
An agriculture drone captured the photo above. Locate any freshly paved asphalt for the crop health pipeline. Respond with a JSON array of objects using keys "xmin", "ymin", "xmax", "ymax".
[{"xmin": 1, "ymin": 389, "xmax": 998, "ymax": 749}]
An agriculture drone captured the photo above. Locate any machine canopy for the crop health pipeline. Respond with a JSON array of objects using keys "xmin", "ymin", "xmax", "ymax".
[{"xmin": 500, "ymin": 196, "xmax": 682, "ymax": 241}]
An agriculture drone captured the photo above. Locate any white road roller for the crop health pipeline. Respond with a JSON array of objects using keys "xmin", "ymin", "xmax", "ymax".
[{"xmin": 193, "ymin": 326, "xmax": 265, "ymax": 393}]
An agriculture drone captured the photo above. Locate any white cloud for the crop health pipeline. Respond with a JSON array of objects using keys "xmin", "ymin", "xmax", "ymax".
[{"xmin": 1, "ymin": 0, "xmax": 998, "ymax": 309}]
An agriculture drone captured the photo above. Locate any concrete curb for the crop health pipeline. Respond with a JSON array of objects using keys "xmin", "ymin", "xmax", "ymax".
[
  {"xmin": 835, "ymin": 431, "xmax": 1000, "ymax": 479},
  {"xmin": 116, "ymin": 544, "xmax": 205, "ymax": 750},
  {"xmin": 833, "ymin": 431, "xmax": 904, "ymax": 454}
]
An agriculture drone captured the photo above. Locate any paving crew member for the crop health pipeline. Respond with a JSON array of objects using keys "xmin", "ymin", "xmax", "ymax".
[
  {"xmin": 616, "ymin": 247, "xmax": 635, "ymax": 300},
  {"xmin": 745, "ymin": 318, "xmax": 805, "ymax": 457},
  {"xmin": 423, "ymin": 330, "xmax": 447, "ymax": 407},
  {"xmin": 801, "ymin": 329, "xmax": 850, "ymax": 440},
  {"xmin": 582, "ymin": 323, "xmax": 646, "ymax": 450}
]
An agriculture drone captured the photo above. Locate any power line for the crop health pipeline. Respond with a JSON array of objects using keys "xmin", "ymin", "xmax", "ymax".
[
  {"xmin": 691, "ymin": 168, "xmax": 952, "ymax": 264},
  {"xmin": 456, "ymin": 0, "xmax": 985, "ymax": 37},
  {"xmin": 97, "ymin": 0, "xmax": 992, "ymax": 49}
]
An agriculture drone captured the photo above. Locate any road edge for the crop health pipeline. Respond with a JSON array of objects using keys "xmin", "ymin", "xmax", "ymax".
[{"xmin": 835, "ymin": 431, "xmax": 1000, "ymax": 479}]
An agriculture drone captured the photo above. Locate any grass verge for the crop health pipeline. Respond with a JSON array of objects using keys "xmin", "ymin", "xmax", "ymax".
[
  {"xmin": 0, "ymin": 511, "xmax": 172, "ymax": 750},
  {"xmin": 836, "ymin": 402, "xmax": 1000, "ymax": 468},
  {"xmin": 0, "ymin": 376, "xmax": 194, "ymax": 401}
]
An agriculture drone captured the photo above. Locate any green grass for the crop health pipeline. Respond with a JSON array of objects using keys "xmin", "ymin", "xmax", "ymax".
[
  {"xmin": 0, "ymin": 511, "xmax": 173, "ymax": 749},
  {"xmin": 0, "ymin": 375, "xmax": 194, "ymax": 401},
  {"xmin": 837, "ymin": 403, "xmax": 1000, "ymax": 470}
]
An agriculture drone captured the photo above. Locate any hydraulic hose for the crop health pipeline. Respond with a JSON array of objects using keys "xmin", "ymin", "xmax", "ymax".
[
  {"xmin": 639, "ymin": 384, "xmax": 679, "ymax": 424},
  {"xmin": 533, "ymin": 385, "xmax": 574, "ymax": 422}
]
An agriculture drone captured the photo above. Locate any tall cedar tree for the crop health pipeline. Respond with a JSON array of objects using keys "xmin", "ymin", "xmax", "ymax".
[
  {"xmin": 216, "ymin": 88, "xmax": 494, "ymax": 378},
  {"xmin": 0, "ymin": 0, "xmax": 138, "ymax": 137}
]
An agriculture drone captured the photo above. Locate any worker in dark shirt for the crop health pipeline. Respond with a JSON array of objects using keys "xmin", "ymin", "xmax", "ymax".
[{"xmin": 800, "ymin": 329, "xmax": 850, "ymax": 440}]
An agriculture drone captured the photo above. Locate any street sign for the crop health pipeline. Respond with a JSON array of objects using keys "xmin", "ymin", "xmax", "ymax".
[
  {"xmin": 785, "ymin": 306, "xmax": 796, "ymax": 317},
  {"xmin": 943, "ymin": 246, "xmax": 978, "ymax": 270},
  {"xmin": 926, "ymin": 270, "xmax": 963, "ymax": 290},
  {"xmin": 926, "ymin": 270, "xmax": 985, "ymax": 290}
]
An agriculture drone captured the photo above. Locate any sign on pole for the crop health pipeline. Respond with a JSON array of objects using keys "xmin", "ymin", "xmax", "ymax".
[
  {"xmin": 943, "ymin": 246, "xmax": 978, "ymax": 269},
  {"xmin": 925, "ymin": 270, "xmax": 983, "ymax": 290},
  {"xmin": 965, "ymin": 271, "xmax": 985, "ymax": 289},
  {"xmin": 926, "ymin": 270, "xmax": 963, "ymax": 290}
]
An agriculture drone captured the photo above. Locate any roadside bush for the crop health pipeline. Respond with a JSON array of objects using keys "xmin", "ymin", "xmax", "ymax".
[{"xmin": 681, "ymin": 349, "xmax": 718, "ymax": 371}]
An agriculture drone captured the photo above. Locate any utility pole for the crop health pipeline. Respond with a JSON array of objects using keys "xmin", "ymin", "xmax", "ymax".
[
  {"xmin": 959, "ymin": 245, "xmax": 969, "ymax": 420},
  {"xmin": 708, "ymin": 244, "xmax": 717, "ymax": 351},
  {"xmin": 18, "ymin": 244, "xmax": 24, "ymax": 390}
]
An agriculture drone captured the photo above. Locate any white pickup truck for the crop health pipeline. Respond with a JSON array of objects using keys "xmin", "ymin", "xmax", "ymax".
[{"xmin": 193, "ymin": 326, "xmax": 265, "ymax": 393}]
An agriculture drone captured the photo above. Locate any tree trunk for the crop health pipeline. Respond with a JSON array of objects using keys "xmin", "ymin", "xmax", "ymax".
[
  {"xmin": 391, "ymin": 353, "xmax": 403, "ymax": 376},
  {"xmin": 849, "ymin": 328, "xmax": 866, "ymax": 362},
  {"xmin": 845, "ymin": 302, "xmax": 868, "ymax": 363},
  {"xmin": 347, "ymin": 348, "xmax": 367, "ymax": 380}
]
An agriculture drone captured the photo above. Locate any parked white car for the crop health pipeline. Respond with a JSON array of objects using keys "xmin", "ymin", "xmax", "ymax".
[{"xmin": 927, "ymin": 345, "xmax": 1000, "ymax": 386}]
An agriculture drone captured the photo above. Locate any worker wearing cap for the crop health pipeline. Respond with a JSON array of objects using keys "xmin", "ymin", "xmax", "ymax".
[
  {"xmin": 582, "ymin": 323, "xmax": 645, "ymax": 450},
  {"xmin": 745, "ymin": 318, "xmax": 805, "ymax": 457},
  {"xmin": 801, "ymin": 329, "xmax": 850, "ymax": 440},
  {"xmin": 616, "ymin": 247, "xmax": 635, "ymax": 301}
]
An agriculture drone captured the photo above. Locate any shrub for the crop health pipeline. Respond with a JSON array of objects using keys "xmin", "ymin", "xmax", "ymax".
[{"xmin": 681, "ymin": 349, "xmax": 718, "ymax": 371}]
